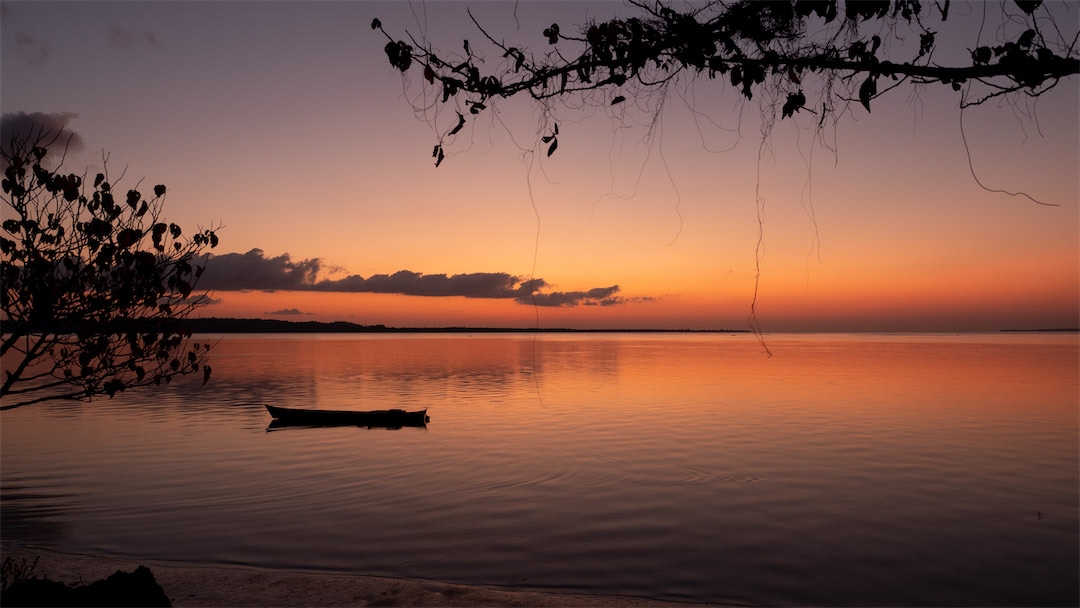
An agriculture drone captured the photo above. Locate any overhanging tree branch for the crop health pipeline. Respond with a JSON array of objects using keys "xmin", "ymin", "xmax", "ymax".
[{"xmin": 373, "ymin": 0, "xmax": 1078, "ymax": 164}]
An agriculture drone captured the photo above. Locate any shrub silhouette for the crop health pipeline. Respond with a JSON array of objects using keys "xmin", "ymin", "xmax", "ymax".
[{"xmin": 1, "ymin": 129, "xmax": 220, "ymax": 409}]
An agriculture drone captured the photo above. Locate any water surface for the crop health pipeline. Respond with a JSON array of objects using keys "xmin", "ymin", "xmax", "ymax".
[{"xmin": 3, "ymin": 333, "xmax": 1077, "ymax": 606}]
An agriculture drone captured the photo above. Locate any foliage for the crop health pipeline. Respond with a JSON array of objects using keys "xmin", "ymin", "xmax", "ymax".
[
  {"xmin": 375, "ymin": 0, "xmax": 1078, "ymax": 165},
  {"xmin": 1, "ymin": 130, "xmax": 220, "ymax": 410}
]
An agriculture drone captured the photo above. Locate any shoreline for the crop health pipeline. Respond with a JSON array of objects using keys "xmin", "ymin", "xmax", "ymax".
[{"xmin": 1, "ymin": 545, "xmax": 719, "ymax": 607}]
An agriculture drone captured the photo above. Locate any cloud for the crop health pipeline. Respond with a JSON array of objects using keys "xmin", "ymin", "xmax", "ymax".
[
  {"xmin": 2, "ymin": 8, "xmax": 53, "ymax": 67},
  {"xmin": 0, "ymin": 112, "xmax": 84, "ymax": 157},
  {"xmin": 197, "ymin": 249, "xmax": 320, "ymax": 291},
  {"xmin": 200, "ymin": 249, "xmax": 644, "ymax": 307},
  {"xmin": 16, "ymin": 33, "xmax": 51, "ymax": 67},
  {"xmin": 266, "ymin": 308, "xmax": 311, "ymax": 316},
  {"xmin": 314, "ymin": 270, "xmax": 542, "ymax": 299},
  {"xmin": 181, "ymin": 294, "xmax": 223, "ymax": 306},
  {"xmin": 520, "ymin": 286, "xmax": 623, "ymax": 307},
  {"xmin": 522, "ymin": 289, "xmax": 658, "ymax": 308},
  {"xmin": 108, "ymin": 25, "xmax": 158, "ymax": 50}
]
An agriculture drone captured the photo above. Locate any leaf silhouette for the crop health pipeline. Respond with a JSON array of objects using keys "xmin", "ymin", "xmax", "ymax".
[
  {"xmin": 1014, "ymin": 0, "xmax": 1042, "ymax": 15},
  {"xmin": 1018, "ymin": 29, "xmax": 1037, "ymax": 48},
  {"xmin": 859, "ymin": 77, "xmax": 877, "ymax": 112},
  {"xmin": 547, "ymin": 137, "xmax": 558, "ymax": 157},
  {"xmin": 782, "ymin": 91, "xmax": 806, "ymax": 118},
  {"xmin": 543, "ymin": 23, "xmax": 560, "ymax": 44},
  {"xmin": 448, "ymin": 112, "xmax": 466, "ymax": 136},
  {"xmin": 116, "ymin": 228, "xmax": 141, "ymax": 249}
]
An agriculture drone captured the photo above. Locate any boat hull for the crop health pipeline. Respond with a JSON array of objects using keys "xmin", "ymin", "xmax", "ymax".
[{"xmin": 265, "ymin": 404, "xmax": 428, "ymax": 428}]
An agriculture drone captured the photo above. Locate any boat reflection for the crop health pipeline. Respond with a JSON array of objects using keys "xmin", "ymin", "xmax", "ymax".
[{"xmin": 265, "ymin": 419, "xmax": 428, "ymax": 431}]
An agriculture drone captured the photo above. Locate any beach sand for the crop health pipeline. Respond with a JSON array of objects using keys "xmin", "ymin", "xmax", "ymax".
[{"xmin": 1, "ymin": 546, "xmax": 713, "ymax": 607}]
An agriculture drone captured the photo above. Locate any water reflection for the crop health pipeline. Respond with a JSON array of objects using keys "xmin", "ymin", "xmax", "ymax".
[
  {"xmin": 2, "ymin": 333, "xmax": 1077, "ymax": 606},
  {"xmin": 266, "ymin": 420, "xmax": 429, "ymax": 432},
  {"xmin": 0, "ymin": 476, "xmax": 74, "ymax": 544}
]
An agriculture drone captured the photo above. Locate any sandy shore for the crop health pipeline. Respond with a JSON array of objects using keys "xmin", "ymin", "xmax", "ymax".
[{"xmin": 1, "ymin": 545, "xmax": 717, "ymax": 607}]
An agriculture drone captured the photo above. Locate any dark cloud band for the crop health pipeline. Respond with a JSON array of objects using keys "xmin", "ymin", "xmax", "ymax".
[{"xmin": 199, "ymin": 249, "xmax": 638, "ymax": 307}]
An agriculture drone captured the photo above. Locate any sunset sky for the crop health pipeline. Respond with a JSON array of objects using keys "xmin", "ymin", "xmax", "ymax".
[{"xmin": 2, "ymin": 1, "xmax": 1077, "ymax": 331}]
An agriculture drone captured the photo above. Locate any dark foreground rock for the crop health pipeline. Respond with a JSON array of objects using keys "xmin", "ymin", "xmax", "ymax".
[{"xmin": 2, "ymin": 564, "xmax": 170, "ymax": 607}]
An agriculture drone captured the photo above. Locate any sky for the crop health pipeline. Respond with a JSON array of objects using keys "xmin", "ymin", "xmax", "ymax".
[{"xmin": 1, "ymin": 0, "xmax": 1077, "ymax": 331}]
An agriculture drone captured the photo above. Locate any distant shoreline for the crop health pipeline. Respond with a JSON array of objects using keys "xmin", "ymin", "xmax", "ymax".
[
  {"xmin": 999, "ymin": 328, "xmax": 1080, "ymax": 332},
  {"xmin": 3, "ymin": 317, "xmax": 1077, "ymax": 334},
  {"xmin": 176, "ymin": 318, "xmax": 1080, "ymax": 334},
  {"xmin": 184, "ymin": 317, "xmax": 749, "ymax": 333}
]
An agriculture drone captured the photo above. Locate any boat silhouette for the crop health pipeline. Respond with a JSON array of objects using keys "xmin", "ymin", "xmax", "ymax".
[{"xmin": 265, "ymin": 404, "xmax": 429, "ymax": 429}]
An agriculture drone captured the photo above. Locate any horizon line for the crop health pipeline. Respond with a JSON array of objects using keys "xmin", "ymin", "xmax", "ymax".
[{"xmin": 184, "ymin": 317, "xmax": 1080, "ymax": 334}]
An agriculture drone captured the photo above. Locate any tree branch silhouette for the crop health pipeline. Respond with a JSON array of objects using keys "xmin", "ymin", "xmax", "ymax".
[
  {"xmin": 374, "ymin": 0, "xmax": 1077, "ymax": 164},
  {"xmin": 372, "ymin": 0, "xmax": 1077, "ymax": 340},
  {"xmin": 1, "ymin": 128, "xmax": 221, "ymax": 410}
]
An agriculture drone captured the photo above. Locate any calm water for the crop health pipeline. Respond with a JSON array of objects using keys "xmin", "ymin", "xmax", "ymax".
[{"xmin": 2, "ymin": 333, "xmax": 1077, "ymax": 606}]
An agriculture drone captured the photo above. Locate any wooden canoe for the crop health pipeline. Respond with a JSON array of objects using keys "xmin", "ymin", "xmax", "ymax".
[{"xmin": 265, "ymin": 404, "xmax": 428, "ymax": 428}]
